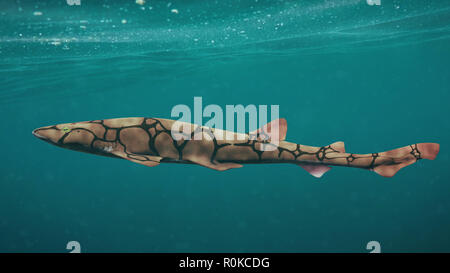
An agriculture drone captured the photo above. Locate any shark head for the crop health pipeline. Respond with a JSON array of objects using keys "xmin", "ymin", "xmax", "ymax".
[{"xmin": 32, "ymin": 121, "xmax": 117, "ymax": 158}]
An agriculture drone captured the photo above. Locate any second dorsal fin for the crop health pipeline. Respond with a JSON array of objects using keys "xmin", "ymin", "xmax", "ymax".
[{"xmin": 329, "ymin": 141, "xmax": 345, "ymax": 153}]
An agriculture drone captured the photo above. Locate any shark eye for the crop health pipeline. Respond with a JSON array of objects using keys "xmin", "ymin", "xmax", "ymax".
[{"xmin": 62, "ymin": 126, "xmax": 71, "ymax": 133}]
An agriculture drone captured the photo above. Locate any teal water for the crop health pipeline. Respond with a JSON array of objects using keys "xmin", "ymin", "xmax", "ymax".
[{"xmin": 0, "ymin": 0, "xmax": 449, "ymax": 252}]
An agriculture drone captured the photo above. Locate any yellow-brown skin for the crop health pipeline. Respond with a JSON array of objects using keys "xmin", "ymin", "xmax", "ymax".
[{"xmin": 32, "ymin": 117, "xmax": 439, "ymax": 177}]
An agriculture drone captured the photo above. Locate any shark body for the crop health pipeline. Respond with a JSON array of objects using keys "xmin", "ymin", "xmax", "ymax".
[{"xmin": 32, "ymin": 117, "xmax": 439, "ymax": 178}]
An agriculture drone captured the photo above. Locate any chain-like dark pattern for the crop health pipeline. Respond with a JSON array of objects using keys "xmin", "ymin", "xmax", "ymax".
[{"xmin": 36, "ymin": 118, "xmax": 426, "ymax": 169}]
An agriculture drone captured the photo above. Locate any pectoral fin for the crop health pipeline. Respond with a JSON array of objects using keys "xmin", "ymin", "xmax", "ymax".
[
  {"xmin": 192, "ymin": 159, "xmax": 243, "ymax": 171},
  {"xmin": 112, "ymin": 151, "xmax": 162, "ymax": 167}
]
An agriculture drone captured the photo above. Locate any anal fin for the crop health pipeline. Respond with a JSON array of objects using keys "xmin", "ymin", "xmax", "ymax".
[{"xmin": 296, "ymin": 163, "xmax": 331, "ymax": 178}]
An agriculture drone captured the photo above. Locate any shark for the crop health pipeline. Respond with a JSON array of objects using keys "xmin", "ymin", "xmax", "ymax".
[{"xmin": 32, "ymin": 117, "xmax": 439, "ymax": 178}]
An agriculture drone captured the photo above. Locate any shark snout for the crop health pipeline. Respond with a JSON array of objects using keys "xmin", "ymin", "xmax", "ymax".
[
  {"xmin": 32, "ymin": 125, "xmax": 68, "ymax": 146},
  {"xmin": 32, "ymin": 128, "xmax": 48, "ymax": 140}
]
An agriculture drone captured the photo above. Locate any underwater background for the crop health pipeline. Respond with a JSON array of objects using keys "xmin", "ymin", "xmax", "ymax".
[{"xmin": 0, "ymin": 0, "xmax": 449, "ymax": 252}]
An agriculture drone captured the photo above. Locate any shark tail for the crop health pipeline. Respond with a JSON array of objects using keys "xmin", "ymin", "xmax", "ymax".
[{"xmin": 373, "ymin": 143, "xmax": 439, "ymax": 177}]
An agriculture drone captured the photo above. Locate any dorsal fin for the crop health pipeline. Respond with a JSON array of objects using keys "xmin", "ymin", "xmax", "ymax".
[
  {"xmin": 251, "ymin": 118, "xmax": 287, "ymax": 141},
  {"xmin": 330, "ymin": 141, "xmax": 345, "ymax": 153}
]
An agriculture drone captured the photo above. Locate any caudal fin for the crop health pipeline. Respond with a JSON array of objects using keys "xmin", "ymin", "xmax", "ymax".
[{"xmin": 373, "ymin": 143, "xmax": 439, "ymax": 177}]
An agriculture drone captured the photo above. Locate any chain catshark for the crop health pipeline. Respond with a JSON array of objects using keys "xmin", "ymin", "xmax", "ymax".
[{"xmin": 32, "ymin": 117, "xmax": 439, "ymax": 178}]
